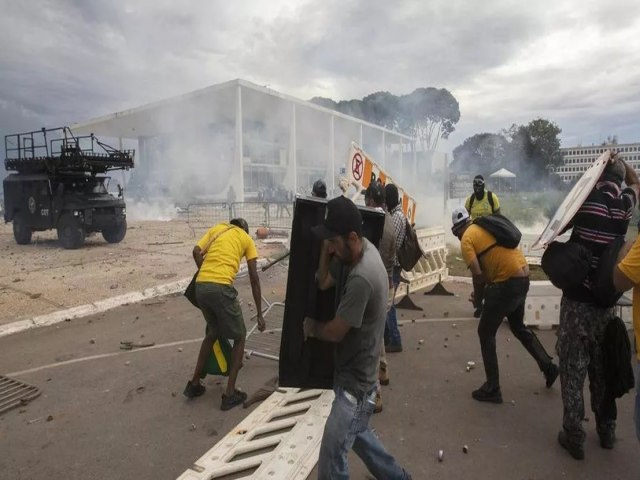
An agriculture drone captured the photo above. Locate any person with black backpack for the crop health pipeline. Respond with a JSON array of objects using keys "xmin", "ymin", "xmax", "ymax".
[
  {"xmin": 451, "ymin": 207, "xmax": 559, "ymax": 404},
  {"xmin": 465, "ymin": 175, "xmax": 500, "ymax": 220}
]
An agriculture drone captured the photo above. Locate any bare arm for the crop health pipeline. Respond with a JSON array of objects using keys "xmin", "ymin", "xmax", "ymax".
[
  {"xmin": 613, "ymin": 266, "xmax": 635, "ymax": 293},
  {"xmin": 247, "ymin": 258, "xmax": 265, "ymax": 331},
  {"xmin": 192, "ymin": 246, "xmax": 204, "ymax": 268},
  {"xmin": 317, "ymin": 241, "xmax": 336, "ymax": 290},
  {"xmin": 303, "ymin": 315, "xmax": 351, "ymax": 343}
]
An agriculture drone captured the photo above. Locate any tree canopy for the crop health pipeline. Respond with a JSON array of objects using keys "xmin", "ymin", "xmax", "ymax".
[
  {"xmin": 310, "ymin": 87, "xmax": 460, "ymax": 151},
  {"xmin": 451, "ymin": 118, "xmax": 563, "ymax": 187}
]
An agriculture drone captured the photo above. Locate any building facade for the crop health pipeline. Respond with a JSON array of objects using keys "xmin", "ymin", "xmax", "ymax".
[{"xmin": 556, "ymin": 142, "xmax": 640, "ymax": 184}]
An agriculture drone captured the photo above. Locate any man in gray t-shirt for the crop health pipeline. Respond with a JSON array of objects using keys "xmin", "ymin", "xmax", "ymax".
[{"xmin": 305, "ymin": 196, "xmax": 411, "ymax": 480}]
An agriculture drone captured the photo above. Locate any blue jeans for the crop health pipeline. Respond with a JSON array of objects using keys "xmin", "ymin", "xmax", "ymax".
[
  {"xmin": 317, "ymin": 386, "xmax": 410, "ymax": 480},
  {"xmin": 385, "ymin": 266, "xmax": 403, "ymax": 346},
  {"xmin": 635, "ymin": 354, "xmax": 640, "ymax": 443}
]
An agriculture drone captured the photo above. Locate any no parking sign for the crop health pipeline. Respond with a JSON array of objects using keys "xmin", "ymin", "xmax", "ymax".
[{"xmin": 347, "ymin": 142, "xmax": 417, "ymax": 225}]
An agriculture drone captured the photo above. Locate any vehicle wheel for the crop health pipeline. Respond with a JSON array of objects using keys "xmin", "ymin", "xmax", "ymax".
[
  {"xmin": 57, "ymin": 213, "xmax": 85, "ymax": 249},
  {"xmin": 13, "ymin": 212, "xmax": 32, "ymax": 245},
  {"xmin": 102, "ymin": 219, "xmax": 127, "ymax": 244}
]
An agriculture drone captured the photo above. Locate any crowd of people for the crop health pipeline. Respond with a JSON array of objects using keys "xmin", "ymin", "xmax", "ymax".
[{"xmin": 181, "ymin": 159, "xmax": 640, "ymax": 478}]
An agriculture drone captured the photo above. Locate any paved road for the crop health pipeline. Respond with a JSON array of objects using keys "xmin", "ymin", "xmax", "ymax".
[{"xmin": 0, "ymin": 280, "xmax": 638, "ymax": 479}]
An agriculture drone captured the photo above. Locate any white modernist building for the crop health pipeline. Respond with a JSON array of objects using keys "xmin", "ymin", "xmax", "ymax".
[
  {"xmin": 556, "ymin": 142, "xmax": 640, "ymax": 184},
  {"xmin": 71, "ymin": 79, "xmax": 417, "ymax": 202}
]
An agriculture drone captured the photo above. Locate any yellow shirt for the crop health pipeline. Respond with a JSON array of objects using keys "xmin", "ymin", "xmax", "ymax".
[
  {"xmin": 616, "ymin": 237, "xmax": 640, "ymax": 360},
  {"xmin": 196, "ymin": 223, "xmax": 258, "ymax": 285},
  {"xmin": 461, "ymin": 224, "xmax": 527, "ymax": 283},
  {"xmin": 465, "ymin": 191, "xmax": 500, "ymax": 220}
]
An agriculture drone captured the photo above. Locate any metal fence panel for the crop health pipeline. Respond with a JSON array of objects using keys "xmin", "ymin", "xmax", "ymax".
[
  {"xmin": 231, "ymin": 202, "xmax": 294, "ymax": 230},
  {"xmin": 187, "ymin": 202, "xmax": 230, "ymax": 234}
]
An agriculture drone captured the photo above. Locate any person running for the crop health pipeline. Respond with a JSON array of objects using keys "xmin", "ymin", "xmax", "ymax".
[{"xmin": 451, "ymin": 207, "xmax": 559, "ymax": 404}]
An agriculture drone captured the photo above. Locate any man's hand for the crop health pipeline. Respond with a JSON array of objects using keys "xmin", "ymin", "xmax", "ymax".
[
  {"xmin": 303, "ymin": 317, "xmax": 317, "ymax": 341},
  {"xmin": 256, "ymin": 313, "xmax": 266, "ymax": 332}
]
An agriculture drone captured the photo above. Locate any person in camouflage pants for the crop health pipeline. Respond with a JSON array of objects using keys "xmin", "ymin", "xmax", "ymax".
[{"xmin": 557, "ymin": 297, "xmax": 617, "ymax": 458}]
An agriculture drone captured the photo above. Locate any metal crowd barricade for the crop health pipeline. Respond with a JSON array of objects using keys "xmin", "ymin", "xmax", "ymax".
[
  {"xmin": 231, "ymin": 202, "xmax": 294, "ymax": 231},
  {"xmin": 187, "ymin": 202, "xmax": 230, "ymax": 235}
]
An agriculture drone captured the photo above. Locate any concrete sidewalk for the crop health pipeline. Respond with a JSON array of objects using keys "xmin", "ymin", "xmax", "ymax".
[{"xmin": 0, "ymin": 280, "xmax": 637, "ymax": 479}]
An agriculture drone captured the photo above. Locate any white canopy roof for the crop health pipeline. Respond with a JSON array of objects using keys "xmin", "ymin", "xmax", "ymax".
[{"xmin": 490, "ymin": 168, "xmax": 516, "ymax": 178}]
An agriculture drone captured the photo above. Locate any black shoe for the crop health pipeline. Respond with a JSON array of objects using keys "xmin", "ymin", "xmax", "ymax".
[
  {"xmin": 473, "ymin": 307, "xmax": 483, "ymax": 318},
  {"xmin": 558, "ymin": 431, "xmax": 585, "ymax": 460},
  {"xmin": 183, "ymin": 381, "xmax": 206, "ymax": 399},
  {"xmin": 544, "ymin": 363, "xmax": 559, "ymax": 388},
  {"xmin": 472, "ymin": 384, "xmax": 503, "ymax": 403},
  {"xmin": 598, "ymin": 429, "xmax": 616, "ymax": 449},
  {"xmin": 221, "ymin": 389, "xmax": 248, "ymax": 411},
  {"xmin": 385, "ymin": 343, "xmax": 403, "ymax": 353}
]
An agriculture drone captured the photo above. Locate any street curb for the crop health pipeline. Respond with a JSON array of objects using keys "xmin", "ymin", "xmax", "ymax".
[
  {"xmin": 0, "ymin": 277, "xmax": 191, "ymax": 339},
  {"xmin": 0, "ymin": 259, "xmax": 269, "ymax": 339}
]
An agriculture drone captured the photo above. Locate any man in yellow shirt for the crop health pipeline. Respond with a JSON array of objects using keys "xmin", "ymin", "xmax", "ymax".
[
  {"xmin": 612, "ymin": 238, "xmax": 640, "ymax": 443},
  {"xmin": 184, "ymin": 218, "xmax": 266, "ymax": 411},
  {"xmin": 465, "ymin": 175, "xmax": 500, "ymax": 220},
  {"xmin": 451, "ymin": 207, "xmax": 558, "ymax": 403}
]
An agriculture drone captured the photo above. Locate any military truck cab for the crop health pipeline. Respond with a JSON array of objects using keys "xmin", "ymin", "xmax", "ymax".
[{"xmin": 3, "ymin": 127, "xmax": 134, "ymax": 249}]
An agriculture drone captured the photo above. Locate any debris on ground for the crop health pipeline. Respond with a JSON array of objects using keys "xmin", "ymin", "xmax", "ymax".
[
  {"xmin": 120, "ymin": 340, "xmax": 155, "ymax": 350},
  {"xmin": 463, "ymin": 445, "xmax": 469, "ymax": 454},
  {"xmin": 437, "ymin": 449, "xmax": 444, "ymax": 462}
]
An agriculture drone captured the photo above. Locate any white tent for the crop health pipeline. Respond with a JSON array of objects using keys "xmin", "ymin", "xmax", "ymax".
[
  {"xmin": 490, "ymin": 168, "xmax": 516, "ymax": 178},
  {"xmin": 489, "ymin": 168, "xmax": 516, "ymax": 192}
]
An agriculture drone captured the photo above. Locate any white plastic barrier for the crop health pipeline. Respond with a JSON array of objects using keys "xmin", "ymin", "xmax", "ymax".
[
  {"xmin": 397, "ymin": 226, "xmax": 448, "ymax": 298},
  {"xmin": 177, "ymin": 388, "xmax": 333, "ymax": 480}
]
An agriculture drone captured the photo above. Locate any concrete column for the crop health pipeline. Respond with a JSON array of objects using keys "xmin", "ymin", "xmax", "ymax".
[
  {"xmin": 291, "ymin": 104, "xmax": 297, "ymax": 193},
  {"xmin": 330, "ymin": 115, "xmax": 335, "ymax": 191},
  {"xmin": 399, "ymin": 138, "xmax": 404, "ymax": 181},
  {"xmin": 235, "ymin": 84, "xmax": 244, "ymax": 201},
  {"xmin": 382, "ymin": 132, "xmax": 386, "ymax": 169},
  {"xmin": 359, "ymin": 124, "xmax": 363, "ymax": 147}
]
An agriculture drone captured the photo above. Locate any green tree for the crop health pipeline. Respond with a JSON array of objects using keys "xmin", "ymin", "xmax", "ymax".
[
  {"xmin": 398, "ymin": 88, "xmax": 460, "ymax": 152},
  {"xmin": 505, "ymin": 119, "xmax": 562, "ymax": 176},
  {"xmin": 451, "ymin": 133, "xmax": 509, "ymax": 175}
]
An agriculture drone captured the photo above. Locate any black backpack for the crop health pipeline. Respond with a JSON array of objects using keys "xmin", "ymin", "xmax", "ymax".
[
  {"xmin": 469, "ymin": 191, "xmax": 496, "ymax": 212},
  {"xmin": 397, "ymin": 219, "xmax": 424, "ymax": 271},
  {"xmin": 473, "ymin": 214, "xmax": 521, "ymax": 255},
  {"xmin": 541, "ymin": 241, "xmax": 593, "ymax": 290}
]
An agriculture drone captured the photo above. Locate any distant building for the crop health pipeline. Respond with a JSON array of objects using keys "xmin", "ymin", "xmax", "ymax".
[{"xmin": 556, "ymin": 142, "xmax": 640, "ymax": 184}]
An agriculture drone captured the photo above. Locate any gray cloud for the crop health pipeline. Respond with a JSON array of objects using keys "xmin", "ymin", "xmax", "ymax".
[{"xmin": 0, "ymin": 0, "xmax": 639, "ymax": 163}]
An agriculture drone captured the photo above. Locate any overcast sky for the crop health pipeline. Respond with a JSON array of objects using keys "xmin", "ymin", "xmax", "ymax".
[{"xmin": 1, "ymin": 0, "xmax": 639, "ymax": 156}]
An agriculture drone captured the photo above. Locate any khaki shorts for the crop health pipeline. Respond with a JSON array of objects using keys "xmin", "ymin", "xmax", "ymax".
[{"xmin": 195, "ymin": 282, "xmax": 246, "ymax": 341}]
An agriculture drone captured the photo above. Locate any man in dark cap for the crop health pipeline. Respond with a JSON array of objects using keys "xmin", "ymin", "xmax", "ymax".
[
  {"xmin": 556, "ymin": 154, "xmax": 639, "ymax": 460},
  {"xmin": 311, "ymin": 179, "xmax": 328, "ymax": 199},
  {"xmin": 304, "ymin": 196, "xmax": 411, "ymax": 479},
  {"xmin": 384, "ymin": 183, "xmax": 405, "ymax": 352},
  {"xmin": 465, "ymin": 175, "xmax": 500, "ymax": 220}
]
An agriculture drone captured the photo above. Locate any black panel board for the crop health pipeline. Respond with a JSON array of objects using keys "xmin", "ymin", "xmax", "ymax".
[{"xmin": 278, "ymin": 196, "xmax": 385, "ymax": 389}]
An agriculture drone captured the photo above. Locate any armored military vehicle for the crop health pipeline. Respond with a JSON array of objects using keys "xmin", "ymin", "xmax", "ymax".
[{"xmin": 3, "ymin": 127, "xmax": 134, "ymax": 249}]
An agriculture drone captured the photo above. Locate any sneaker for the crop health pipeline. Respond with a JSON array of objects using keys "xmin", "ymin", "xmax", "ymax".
[
  {"xmin": 386, "ymin": 343, "xmax": 403, "ymax": 353},
  {"xmin": 544, "ymin": 363, "xmax": 559, "ymax": 389},
  {"xmin": 221, "ymin": 389, "xmax": 248, "ymax": 411},
  {"xmin": 379, "ymin": 364, "xmax": 390, "ymax": 386},
  {"xmin": 183, "ymin": 381, "xmax": 206, "ymax": 399},
  {"xmin": 473, "ymin": 307, "xmax": 483, "ymax": 318},
  {"xmin": 471, "ymin": 384, "xmax": 503, "ymax": 403},
  {"xmin": 558, "ymin": 430, "xmax": 585, "ymax": 460},
  {"xmin": 598, "ymin": 429, "xmax": 616, "ymax": 449}
]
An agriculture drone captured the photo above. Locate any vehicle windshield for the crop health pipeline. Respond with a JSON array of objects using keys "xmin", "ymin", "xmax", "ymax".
[{"xmin": 59, "ymin": 176, "xmax": 110, "ymax": 194}]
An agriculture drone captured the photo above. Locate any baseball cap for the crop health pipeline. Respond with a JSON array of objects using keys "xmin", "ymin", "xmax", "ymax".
[
  {"xmin": 364, "ymin": 181, "xmax": 385, "ymax": 205},
  {"xmin": 312, "ymin": 179, "xmax": 327, "ymax": 198},
  {"xmin": 312, "ymin": 196, "xmax": 363, "ymax": 239},
  {"xmin": 451, "ymin": 207, "xmax": 470, "ymax": 236}
]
